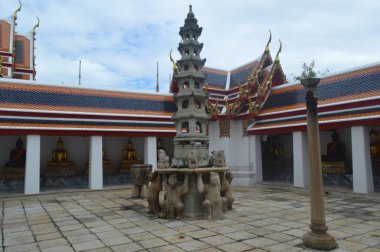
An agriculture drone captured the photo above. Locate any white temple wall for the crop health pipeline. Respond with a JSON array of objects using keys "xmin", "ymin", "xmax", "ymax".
[
  {"xmin": 0, "ymin": 136, "xmax": 26, "ymax": 168},
  {"xmin": 40, "ymin": 136, "xmax": 89, "ymax": 174},
  {"xmin": 229, "ymin": 120, "xmax": 249, "ymax": 170},
  {"xmin": 208, "ymin": 121, "xmax": 218, "ymax": 154}
]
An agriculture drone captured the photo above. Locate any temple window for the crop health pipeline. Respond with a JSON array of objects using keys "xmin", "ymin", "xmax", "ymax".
[
  {"xmin": 194, "ymin": 82, "xmax": 200, "ymax": 89},
  {"xmin": 195, "ymin": 100, "xmax": 201, "ymax": 108},
  {"xmin": 184, "ymin": 65, "xmax": 189, "ymax": 71},
  {"xmin": 196, "ymin": 122, "xmax": 202, "ymax": 133},
  {"xmin": 181, "ymin": 122, "xmax": 189, "ymax": 133},
  {"xmin": 15, "ymin": 40, "xmax": 24, "ymax": 64},
  {"xmin": 185, "ymin": 49, "xmax": 189, "ymax": 56},
  {"xmin": 182, "ymin": 100, "xmax": 189, "ymax": 108},
  {"xmin": 194, "ymin": 65, "xmax": 199, "ymax": 71},
  {"xmin": 193, "ymin": 50, "xmax": 198, "ymax": 56},
  {"xmin": 186, "ymin": 34, "xmax": 190, "ymax": 40},
  {"xmin": 183, "ymin": 81, "xmax": 189, "ymax": 90}
]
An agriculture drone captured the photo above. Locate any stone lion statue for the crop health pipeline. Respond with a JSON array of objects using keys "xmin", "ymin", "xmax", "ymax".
[
  {"xmin": 212, "ymin": 150, "xmax": 226, "ymax": 167},
  {"xmin": 157, "ymin": 149, "xmax": 170, "ymax": 169},
  {"xmin": 188, "ymin": 149, "xmax": 198, "ymax": 168}
]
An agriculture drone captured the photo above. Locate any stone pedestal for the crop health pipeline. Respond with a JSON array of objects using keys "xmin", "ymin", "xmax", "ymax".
[
  {"xmin": 131, "ymin": 164, "xmax": 151, "ymax": 198},
  {"xmin": 0, "ymin": 166, "xmax": 25, "ymax": 179},
  {"xmin": 120, "ymin": 159, "xmax": 143, "ymax": 174},
  {"xmin": 44, "ymin": 162, "xmax": 77, "ymax": 177},
  {"xmin": 84, "ymin": 161, "xmax": 113, "ymax": 175},
  {"xmin": 157, "ymin": 167, "xmax": 229, "ymax": 218}
]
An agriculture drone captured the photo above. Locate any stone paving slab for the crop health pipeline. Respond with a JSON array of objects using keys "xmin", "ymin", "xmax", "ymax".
[{"xmin": 0, "ymin": 186, "xmax": 379, "ymax": 251}]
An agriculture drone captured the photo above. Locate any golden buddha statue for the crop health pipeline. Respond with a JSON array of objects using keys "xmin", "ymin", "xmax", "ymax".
[
  {"xmin": 0, "ymin": 137, "xmax": 26, "ymax": 179},
  {"xmin": 120, "ymin": 139, "xmax": 142, "ymax": 174},
  {"xmin": 322, "ymin": 132, "xmax": 346, "ymax": 173},
  {"xmin": 124, "ymin": 139, "xmax": 137, "ymax": 160},
  {"xmin": 370, "ymin": 129, "xmax": 380, "ymax": 158},
  {"xmin": 45, "ymin": 138, "xmax": 76, "ymax": 177},
  {"xmin": 52, "ymin": 138, "xmax": 69, "ymax": 162},
  {"xmin": 270, "ymin": 136, "xmax": 284, "ymax": 158}
]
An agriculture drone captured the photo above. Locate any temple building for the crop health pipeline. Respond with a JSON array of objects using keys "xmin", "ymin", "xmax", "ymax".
[
  {"xmin": 0, "ymin": 2, "xmax": 39, "ymax": 80},
  {"xmin": 0, "ymin": 5, "xmax": 379, "ymax": 195}
]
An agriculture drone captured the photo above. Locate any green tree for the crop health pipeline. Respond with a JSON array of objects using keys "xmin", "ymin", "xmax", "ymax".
[{"xmin": 292, "ymin": 59, "xmax": 329, "ymax": 82}]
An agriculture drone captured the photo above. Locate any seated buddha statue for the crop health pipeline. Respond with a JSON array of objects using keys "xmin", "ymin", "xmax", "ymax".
[
  {"xmin": 323, "ymin": 132, "xmax": 345, "ymax": 162},
  {"xmin": 370, "ymin": 129, "xmax": 380, "ymax": 158},
  {"xmin": 120, "ymin": 139, "xmax": 142, "ymax": 174},
  {"xmin": 45, "ymin": 138, "xmax": 76, "ymax": 177},
  {"xmin": 270, "ymin": 136, "xmax": 284, "ymax": 159},
  {"xmin": 370, "ymin": 129, "xmax": 380, "ymax": 176},
  {"xmin": 5, "ymin": 137, "xmax": 26, "ymax": 167},
  {"xmin": 322, "ymin": 132, "xmax": 346, "ymax": 173},
  {"xmin": 124, "ymin": 139, "xmax": 137, "ymax": 160},
  {"xmin": 0, "ymin": 137, "xmax": 26, "ymax": 179}
]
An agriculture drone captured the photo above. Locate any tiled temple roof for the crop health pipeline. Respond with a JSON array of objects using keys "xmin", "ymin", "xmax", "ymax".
[
  {"xmin": 248, "ymin": 63, "xmax": 380, "ymax": 135},
  {"xmin": 0, "ymin": 81, "xmax": 176, "ymax": 116},
  {"xmin": 202, "ymin": 67, "xmax": 227, "ymax": 89},
  {"xmin": 0, "ymin": 80, "xmax": 176, "ymax": 135}
]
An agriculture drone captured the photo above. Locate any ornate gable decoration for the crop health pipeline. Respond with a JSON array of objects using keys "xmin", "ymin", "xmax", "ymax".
[
  {"xmin": 242, "ymin": 119, "xmax": 249, "ymax": 137},
  {"xmin": 219, "ymin": 120, "xmax": 230, "ymax": 138}
]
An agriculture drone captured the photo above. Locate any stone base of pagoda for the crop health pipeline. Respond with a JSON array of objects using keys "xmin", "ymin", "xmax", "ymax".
[{"xmin": 156, "ymin": 167, "xmax": 229, "ymax": 218}]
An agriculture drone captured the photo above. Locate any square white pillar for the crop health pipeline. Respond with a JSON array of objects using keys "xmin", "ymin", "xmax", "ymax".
[
  {"xmin": 293, "ymin": 131, "xmax": 309, "ymax": 187},
  {"xmin": 249, "ymin": 134, "xmax": 262, "ymax": 183},
  {"xmin": 89, "ymin": 136, "xmax": 103, "ymax": 190},
  {"xmin": 144, "ymin": 136, "xmax": 157, "ymax": 170},
  {"xmin": 25, "ymin": 135, "xmax": 41, "ymax": 194},
  {"xmin": 351, "ymin": 126, "xmax": 374, "ymax": 193}
]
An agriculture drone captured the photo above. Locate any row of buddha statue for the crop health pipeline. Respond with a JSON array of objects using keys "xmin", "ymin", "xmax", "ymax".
[
  {"xmin": 0, "ymin": 138, "xmax": 143, "ymax": 179},
  {"xmin": 1, "ymin": 131, "xmax": 379, "ymax": 180}
]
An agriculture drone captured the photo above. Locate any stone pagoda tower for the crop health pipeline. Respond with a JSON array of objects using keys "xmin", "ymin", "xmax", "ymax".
[{"xmin": 172, "ymin": 5, "xmax": 210, "ymax": 168}]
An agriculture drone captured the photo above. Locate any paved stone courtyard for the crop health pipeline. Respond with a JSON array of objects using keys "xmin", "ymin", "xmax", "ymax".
[{"xmin": 1, "ymin": 185, "xmax": 379, "ymax": 252}]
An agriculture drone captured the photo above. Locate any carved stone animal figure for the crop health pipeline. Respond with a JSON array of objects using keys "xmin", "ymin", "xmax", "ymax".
[
  {"xmin": 220, "ymin": 171, "xmax": 234, "ymax": 210},
  {"xmin": 161, "ymin": 174, "xmax": 189, "ymax": 219},
  {"xmin": 157, "ymin": 149, "xmax": 170, "ymax": 169},
  {"xmin": 212, "ymin": 150, "xmax": 226, "ymax": 167},
  {"xmin": 198, "ymin": 172, "xmax": 225, "ymax": 219},
  {"xmin": 147, "ymin": 171, "xmax": 162, "ymax": 214},
  {"xmin": 188, "ymin": 149, "xmax": 198, "ymax": 168}
]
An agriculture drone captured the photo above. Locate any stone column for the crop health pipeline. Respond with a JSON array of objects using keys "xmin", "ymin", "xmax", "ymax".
[
  {"xmin": 25, "ymin": 135, "xmax": 41, "ymax": 194},
  {"xmin": 302, "ymin": 78, "xmax": 336, "ymax": 250},
  {"xmin": 89, "ymin": 136, "xmax": 103, "ymax": 190},
  {"xmin": 351, "ymin": 126, "xmax": 374, "ymax": 193},
  {"xmin": 144, "ymin": 136, "xmax": 157, "ymax": 170},
  {"xmin": 249, "ymin": 134, "xmax": 262, "ymax": 183},
  {"xmin": 293, "ymin": 131, "xmax": 309, "ymax": 187}
]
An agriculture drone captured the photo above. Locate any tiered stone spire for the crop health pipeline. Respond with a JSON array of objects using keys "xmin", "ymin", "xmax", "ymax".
[{"xmin": 172, "ymin": 5, "xmax": 210, "ymax": 167}]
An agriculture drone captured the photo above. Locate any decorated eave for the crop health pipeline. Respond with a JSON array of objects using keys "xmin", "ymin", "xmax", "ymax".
[
  {"xmin": 204, "ymin": 31, "xmax": 286, "ymax": 121},
  {"xmin": 0, "ymin": 80, "xmax": 176, "ymax": 136},
  {"xmin": 248, "ymin": 63, "xmax": 380, "ymax": 135}
]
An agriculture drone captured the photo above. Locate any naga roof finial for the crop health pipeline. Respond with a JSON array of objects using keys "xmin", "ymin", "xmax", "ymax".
[
  {"xmin": 169, "ymin": 49, "xmax": 178, "ymax": 72},
  {"xmin": 33, "ymin": 17, "xmax": 40, "ymax": 34},
  {"xmin": 13, "ymin": 0, "xmax": 22, "ymax": 20},
  {"xmin": 275, "ymin": 39, "xmax": 282, "ymax": 62},
  {"xmin": 265, "ymin": 29, "xmax": 272, "ymax": 53}
]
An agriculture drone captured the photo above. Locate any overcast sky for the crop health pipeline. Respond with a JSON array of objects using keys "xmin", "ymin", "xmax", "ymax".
[{"xmin": 1, "ymin": 0, "xmax": 379, "ymax": 93}]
